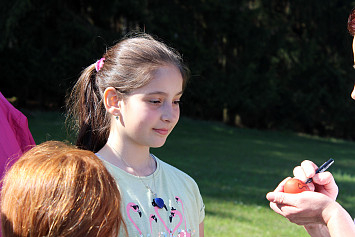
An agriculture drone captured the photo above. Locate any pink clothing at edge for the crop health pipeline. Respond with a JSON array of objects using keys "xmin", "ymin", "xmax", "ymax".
[{"xmin": 0, "ymin": 92, "xmax": 35, "ymax": 178}]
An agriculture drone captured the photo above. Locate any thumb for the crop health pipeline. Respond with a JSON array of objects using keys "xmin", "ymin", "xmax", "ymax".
[{"xmin": 266, "ymin": 192, "xmax": 297, "ymax": 205}]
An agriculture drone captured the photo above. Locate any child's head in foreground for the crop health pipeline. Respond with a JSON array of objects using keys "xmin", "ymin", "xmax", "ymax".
[{"xmin": 0, "ymin": 141, "xmax": 126, "ymax": 237}]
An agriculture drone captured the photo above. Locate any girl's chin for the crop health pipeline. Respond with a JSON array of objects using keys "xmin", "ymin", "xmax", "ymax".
[
  {"xmin": 149, "ymin": 139, "xmax": 167, "ymax": 148},
  {"xmin": 150, "ymin": 143, "xmax": 166, "ymax": 148}
]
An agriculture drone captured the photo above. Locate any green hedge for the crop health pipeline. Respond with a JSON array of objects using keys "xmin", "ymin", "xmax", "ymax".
[{"xmin": 1, "ymin": 0, "xmax": 355, "ymax": 139}]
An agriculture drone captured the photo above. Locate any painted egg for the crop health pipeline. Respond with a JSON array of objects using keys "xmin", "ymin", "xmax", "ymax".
[{"xmin": 284, "ymin": 178, "xmax": 310, "ymax": 193}]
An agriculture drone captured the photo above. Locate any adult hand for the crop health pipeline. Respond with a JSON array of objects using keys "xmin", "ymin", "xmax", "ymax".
[
  {"xmin": 266, "ymin": 179, "xmax": 336, "ymax": 226},
  {"xmin": 266, "ymin": 160, "xmax": 342, "ymax": 237},
  {"xmin": 267, "ymin": 184, "xmax": 355, "ymax": 237}
]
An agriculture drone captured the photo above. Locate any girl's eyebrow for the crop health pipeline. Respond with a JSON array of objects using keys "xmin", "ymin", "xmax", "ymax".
[{"xmin": 146, "ymin": 91, "xmax": 183, "ymax": 96}]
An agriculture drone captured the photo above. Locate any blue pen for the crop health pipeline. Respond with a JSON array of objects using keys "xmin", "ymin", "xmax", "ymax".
[{"xmin": 305, "ymin": 158, "xmax": 334, "ymax": 184}]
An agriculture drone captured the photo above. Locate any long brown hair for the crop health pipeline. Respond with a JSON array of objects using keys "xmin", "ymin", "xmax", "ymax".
[
  {"xmin": 1, "ymin": 141, "xmax": 127, "ymax": 237},
  {"xmin": 66, "ymin": 33, "xmax": 190, "ymax": 152}
]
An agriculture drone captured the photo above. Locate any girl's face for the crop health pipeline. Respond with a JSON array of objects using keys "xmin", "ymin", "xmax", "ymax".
[{"xmin": 118, "ymin": 65, "xmax": 183, "ymax": 148}]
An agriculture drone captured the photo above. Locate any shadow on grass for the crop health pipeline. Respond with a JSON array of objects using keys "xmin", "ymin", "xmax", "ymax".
[{"xmin": 28, "ymin": 111, "xmax": 75, "ymax": 144}]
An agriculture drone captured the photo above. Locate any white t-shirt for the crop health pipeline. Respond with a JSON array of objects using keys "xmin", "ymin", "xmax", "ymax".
[{"xmin": 97, "ymin": 154, "xmax": 205, "ymax": 237}]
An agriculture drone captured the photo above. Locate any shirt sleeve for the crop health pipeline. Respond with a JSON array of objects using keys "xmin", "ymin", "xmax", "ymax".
[{"xmin": 196, "ymin": 184, "xmax": 205, "ymax": 223}]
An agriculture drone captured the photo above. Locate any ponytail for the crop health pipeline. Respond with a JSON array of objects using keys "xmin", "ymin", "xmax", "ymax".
[{"xmin": 66, "ymin": 63, "xmax": 110, "ymax": 152}]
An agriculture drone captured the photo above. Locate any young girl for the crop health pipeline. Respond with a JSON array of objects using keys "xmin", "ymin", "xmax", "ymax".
[
  {"xmin": 67, "ymin": 33, "xmax": 205, "ymax": 236},
  {"xmin": 1, "ymin": 141, "xmax": 126, "ymax": 237}
]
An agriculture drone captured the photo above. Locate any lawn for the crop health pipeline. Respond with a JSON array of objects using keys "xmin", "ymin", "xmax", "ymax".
[{"xmin": 28, "ymin": 111, "xmax": 355, "ymax": 237}]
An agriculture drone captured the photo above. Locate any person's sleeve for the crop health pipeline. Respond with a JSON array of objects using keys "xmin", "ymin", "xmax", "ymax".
[{"xmin": 193, "ymin": 180, "xmax": 205, "ymax": 223}]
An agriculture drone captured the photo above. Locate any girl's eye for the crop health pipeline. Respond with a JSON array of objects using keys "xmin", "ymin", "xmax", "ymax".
[{"xmin": 148, "ymin": 99, "xmax": 181, "ymax": 105}]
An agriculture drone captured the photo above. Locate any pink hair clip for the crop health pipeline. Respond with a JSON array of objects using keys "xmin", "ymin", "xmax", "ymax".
[{"xmin": 95, "ymin": 57, "xmax": 105, "ymax": 72}]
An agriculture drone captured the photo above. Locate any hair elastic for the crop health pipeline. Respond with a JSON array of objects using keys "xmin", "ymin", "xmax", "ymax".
[{"xmin": 95, "ymin": 57, "xmax": 105, "ymax": 72}]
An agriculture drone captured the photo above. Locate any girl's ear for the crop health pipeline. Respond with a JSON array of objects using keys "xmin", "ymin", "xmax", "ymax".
[{"xmin": 103, "ymin": 87, "xmax": 121, "ymax": 116}]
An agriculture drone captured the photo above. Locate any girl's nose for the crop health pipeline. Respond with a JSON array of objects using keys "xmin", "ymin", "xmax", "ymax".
[
  {"xmin": 161, "ymin": 103, "xmax": 179, "ymax": 122},
  {"xmin": 351, "ymin": 84, "xmax": 355, "ymax": 100}
]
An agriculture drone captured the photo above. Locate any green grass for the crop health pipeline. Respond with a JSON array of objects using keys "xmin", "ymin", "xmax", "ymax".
[{"xmin": 28, "ymin": 111, "xmax": 355, "ymax": 237}]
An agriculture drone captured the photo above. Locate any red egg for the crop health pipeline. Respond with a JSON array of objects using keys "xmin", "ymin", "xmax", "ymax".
[{"xmin": 284, "ymin": 178, "xmax": 310, "ymax": 193}]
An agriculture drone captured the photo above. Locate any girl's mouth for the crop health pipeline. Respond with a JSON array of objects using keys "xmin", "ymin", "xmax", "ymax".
[{"xmin": 153, "ymin": 128, "xmax": 169, "ymax": 135}]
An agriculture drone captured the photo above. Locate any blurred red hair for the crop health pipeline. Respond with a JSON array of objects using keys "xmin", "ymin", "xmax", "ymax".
[
  {"xmin": 348, "ymin": 8, "xmax": 355, "ymax": 35},
  {"xmin": 1, "ymin": 141, "xmax": 127, "ymax": 237}
]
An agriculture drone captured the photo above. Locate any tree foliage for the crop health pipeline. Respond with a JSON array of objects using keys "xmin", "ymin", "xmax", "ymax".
[{"xmin": 1, "ymin": 0, "xmax": 355, "ymax": 139}]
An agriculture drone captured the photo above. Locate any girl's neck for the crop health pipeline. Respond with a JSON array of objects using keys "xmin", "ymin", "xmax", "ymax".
[{"xmin": 97, "ymin": 136, "xmax": 156, "ymax": 177}]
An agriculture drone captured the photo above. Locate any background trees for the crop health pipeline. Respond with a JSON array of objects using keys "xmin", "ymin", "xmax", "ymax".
[{"xmin": 1, "ymin": 0, "xmax": 355, "ymax": 139}]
